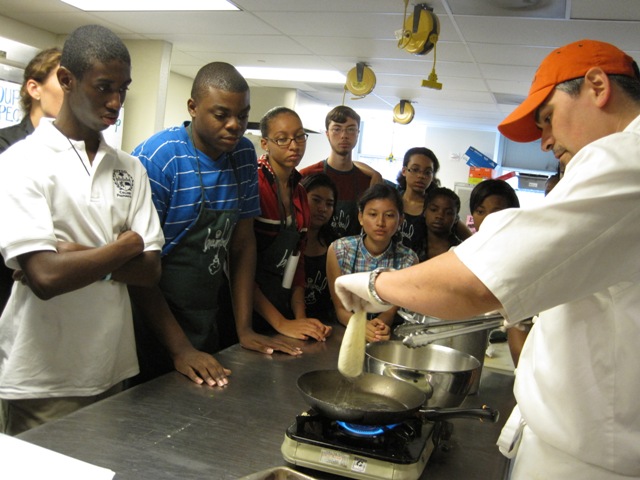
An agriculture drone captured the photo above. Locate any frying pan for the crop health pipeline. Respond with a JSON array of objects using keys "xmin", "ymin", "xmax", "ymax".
[{"xmin": 297, "ymin": 370, "xmax": 499, "ymax": 425}]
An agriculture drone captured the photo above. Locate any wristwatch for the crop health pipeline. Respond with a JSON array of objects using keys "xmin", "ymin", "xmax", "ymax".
[{"xmin": 368, "ymin": 267, "xmax": 393, "ymax": 307}]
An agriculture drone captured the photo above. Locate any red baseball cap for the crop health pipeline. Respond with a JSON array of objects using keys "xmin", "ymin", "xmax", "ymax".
[{"xmin": 498, "ymin": 39, "xmax": 638, "ymax": 143}]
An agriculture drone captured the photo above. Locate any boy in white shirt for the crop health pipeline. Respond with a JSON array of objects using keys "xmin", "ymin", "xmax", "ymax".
[{"xmin": 0, "ymin": 25, "xmax": 164, "ymax": 435}]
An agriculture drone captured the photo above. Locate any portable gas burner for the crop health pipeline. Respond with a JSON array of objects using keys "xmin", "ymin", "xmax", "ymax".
[{"xmin": 281, "ymin": 409, "xmax": 450, "ymax": 480}]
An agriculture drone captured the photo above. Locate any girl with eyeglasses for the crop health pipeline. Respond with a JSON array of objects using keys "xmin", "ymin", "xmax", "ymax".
[
  {"xmin": 252, "ymin": 107, "xmax": 332, "ymax": 342},
  {"xmin": 396, "ymin": 147, "xmax": 439, "ymax": 260}
]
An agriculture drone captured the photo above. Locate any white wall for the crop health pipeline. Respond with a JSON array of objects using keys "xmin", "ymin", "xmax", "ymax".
[
  {"xmin": 122, "ymin": 40, "xmax": 172, "ymax": 153},
  {"xmin": 422, "ymin": 126, "xmax": 497, "ymax": 190},
  {"xmin": 164, "ymin": 71, "xmax": 193, "ymax": 129},
  {"xmin": 249, "ymin": 86, "xmax": 298, "ymax": 124}
]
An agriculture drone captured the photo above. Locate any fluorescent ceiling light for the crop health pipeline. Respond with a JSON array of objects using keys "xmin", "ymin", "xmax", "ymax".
[
  {"xmin": 237, "ymin": 67, "xmax": 346, "ymax": 84},
  {"xmin": 60, "ymin": 0, "xmax": 239, "ymax": 11}
]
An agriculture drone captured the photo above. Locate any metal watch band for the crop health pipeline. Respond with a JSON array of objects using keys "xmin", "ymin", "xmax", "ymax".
[{"xmin": 368, "ymin": 267, "xmax": 392, "ymax": 307}]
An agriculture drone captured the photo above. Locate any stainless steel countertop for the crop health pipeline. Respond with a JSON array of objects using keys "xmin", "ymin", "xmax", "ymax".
[{"xmin": 18, "ymin": 325, "xmax": 516, "ymax": 479}]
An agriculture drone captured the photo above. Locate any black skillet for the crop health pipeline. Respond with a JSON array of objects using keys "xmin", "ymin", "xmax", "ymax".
[{"xmin": 297, "ymin": 369, "xmax": 499, "ymax": 425}]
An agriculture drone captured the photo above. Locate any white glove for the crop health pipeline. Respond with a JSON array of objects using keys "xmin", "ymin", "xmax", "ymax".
[{"xmin": 335, "ymin": 271, "xmax": 390, "ymax": 314}]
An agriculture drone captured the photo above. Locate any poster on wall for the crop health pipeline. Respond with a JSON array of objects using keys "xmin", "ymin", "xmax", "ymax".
[{"xmin": 0, "ymin": 79, "xmax": 23, "ymax": 128}]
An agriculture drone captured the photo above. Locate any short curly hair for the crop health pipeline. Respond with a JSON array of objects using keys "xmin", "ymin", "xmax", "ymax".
[
  {"xmin": 60, "ymin": 25, "xmax": 130, "ymax": 81},
  {"xmin": 190, "ymin": 62, "xmax": 249, "ymax": 101}
]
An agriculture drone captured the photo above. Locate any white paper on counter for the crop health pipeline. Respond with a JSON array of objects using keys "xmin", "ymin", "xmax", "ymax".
[{"xmin": 0, "ymin": 433, "xmax": 115, "ymax": 480}]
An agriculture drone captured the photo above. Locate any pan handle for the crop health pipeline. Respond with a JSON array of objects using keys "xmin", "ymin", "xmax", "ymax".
[{"xmin": 417, "ymin": 405, "xmax": 500, "ymax": 423}]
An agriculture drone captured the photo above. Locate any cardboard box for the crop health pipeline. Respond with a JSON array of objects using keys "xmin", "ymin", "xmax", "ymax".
[
  {"xmin": 468, "ymin": 166, "xmax": 493, "ymax": 179},
  {"xmin": 467, "ymin": 176, "xmax": 484, "ymax": 185},
  {"xmin": 464, "ymin": 146, "xmax": 497, "ymax": 169}
]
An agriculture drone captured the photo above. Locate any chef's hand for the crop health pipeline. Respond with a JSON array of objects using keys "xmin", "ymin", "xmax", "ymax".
[
  {"xmin": 277, "ymin": 318, "xmax": 332, "ymax": 342},
  {"xmin": 366, "ymin": 318, "xmax": 390, "ymax": 343},
  {"xmin": 238, "ymin": 330, "xmax": 303, "ymax": 357},
  {"xmin": 334, "ymin": 272, "xmax": 390, "ymax": 313},
  {"xmin": 173, "ymin": 348, "xmax": 231, "ymax": 387}
]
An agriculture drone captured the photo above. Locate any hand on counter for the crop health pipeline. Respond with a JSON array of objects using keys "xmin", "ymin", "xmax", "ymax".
[
  {"xmin": 173, "ymin": 347, "xmax": 231, "ymax": 387},
  {"xmin": 238, "ymin": 330, "xmax": 303, "ymax": 356},
  {"xmin": 276, "ymin": 317, "xmax": 333, "ymax": 342},
  {"xmin": 366, "ymin": 318, "xmax": 390, "ymax": 343}
]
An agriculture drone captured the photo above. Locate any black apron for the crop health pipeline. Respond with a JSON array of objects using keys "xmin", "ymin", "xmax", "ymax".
[
  {"xmin": 399, "ymin": 210, "xmax": 428, "ymax": 262},
  {"xmin": 253, "ymin": 176, "xmax": 301, "ymax": 333},
  {"xmin": 132, "ymin": 128, "xmax": 239, "ymax": 382},
  {"xmin": 323, "ymin": 160, "xmax": 361, "ymax": 238},
  {"xmin": 304, "ymin": 252, "xmax": 335, "ymax": 322}
]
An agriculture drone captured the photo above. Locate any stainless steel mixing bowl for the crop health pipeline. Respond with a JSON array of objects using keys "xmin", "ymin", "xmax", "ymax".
[{"xmin": 365, "ymin": 341, "xmax": 481, "ymax": 408}]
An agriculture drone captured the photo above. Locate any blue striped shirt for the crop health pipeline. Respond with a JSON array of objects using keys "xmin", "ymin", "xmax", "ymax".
[{"xmin": 132, "ymin": 123, "xmax": 260, "ymax": 255}]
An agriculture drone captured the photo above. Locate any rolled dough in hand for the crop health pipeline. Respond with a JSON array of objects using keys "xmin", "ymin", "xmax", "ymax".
[{"xmin": 338, "ymin": 310, "xmax": 367, "ymax": 378}]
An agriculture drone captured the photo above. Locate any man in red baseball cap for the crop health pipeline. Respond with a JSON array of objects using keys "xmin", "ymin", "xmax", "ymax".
[{"xmin": 334, "ymin": 39, "xmax": 640, "ymax": 478}]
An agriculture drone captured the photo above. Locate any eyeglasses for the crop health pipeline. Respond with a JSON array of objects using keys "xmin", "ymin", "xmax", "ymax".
[
  {"xmin": 329, "ymin": 126, "xmax": 359, "ymax": 136},
  {"xmin": 267, "ymin": 133, "xmax": 309, "ymax": 147},
  {"xmin": 406, "ymin": 167, "xmax": 434, "ymax": 177}
]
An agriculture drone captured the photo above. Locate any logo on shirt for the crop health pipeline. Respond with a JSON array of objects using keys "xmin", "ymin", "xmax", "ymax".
[
  {"xmin": 331, "ymin": 210, "xmax": 351, "ymax": 233},
  {"xmin": 399, "ymin": 220, "xmax": 414, "ymax": 240},
  {"xmin": 113, "ymin": 170, "xmax": 134, "ymax": 198},
  {"xmin": 305, "ymin": 271, "xmax": 327, "ymax": 306}
]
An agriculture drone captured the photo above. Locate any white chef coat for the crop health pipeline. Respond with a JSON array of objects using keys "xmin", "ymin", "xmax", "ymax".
[
  {"xmin": 455, "ymin": 114, "xmax": 640, "ymax": 477},
  {"xmin": 0, "ymin": 119, "xmax": 164, "ymax": 399}
]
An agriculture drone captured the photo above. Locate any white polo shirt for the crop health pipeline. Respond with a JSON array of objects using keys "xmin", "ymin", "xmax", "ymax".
[{"xmin": 0, "ymin": 119, "xmax": 164, "ymax": 399}]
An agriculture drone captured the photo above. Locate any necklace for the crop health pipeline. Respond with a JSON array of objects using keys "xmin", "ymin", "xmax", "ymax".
[
  {"xmin": 53, "ymin": 121, "xmax": 91, "ymax": 177},
  {"xmin": 65, "ymin": 136, "xmax": 91, "ymax": 176}
]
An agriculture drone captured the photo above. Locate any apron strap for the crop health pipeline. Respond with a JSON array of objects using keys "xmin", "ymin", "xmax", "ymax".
[
  {"xmin": 497, "ymin": 405, "xmax": 526, "ymax": 459},
  {"xmin": 273, "ymin": 169, "xmax": 298, "ymax": 231}
]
